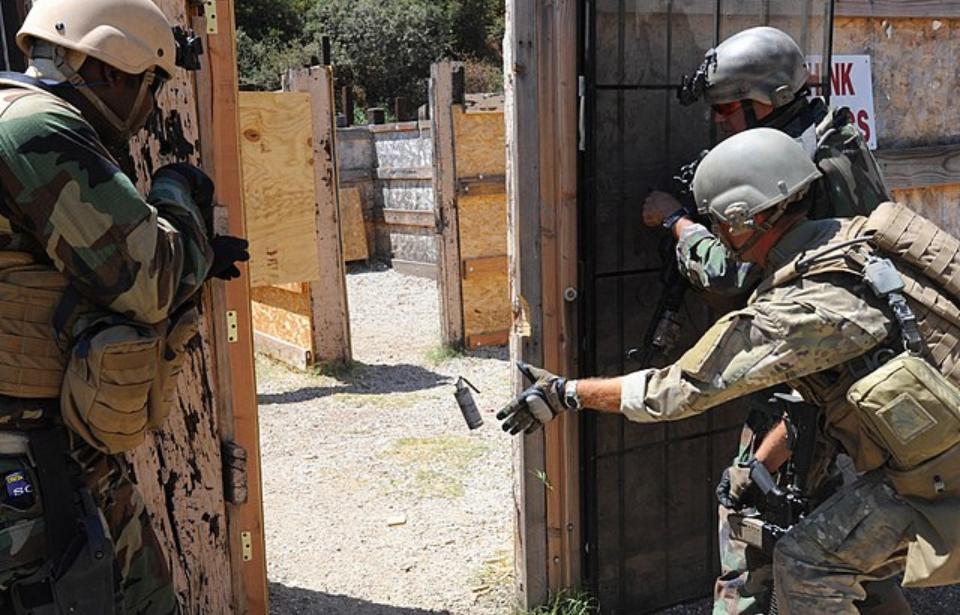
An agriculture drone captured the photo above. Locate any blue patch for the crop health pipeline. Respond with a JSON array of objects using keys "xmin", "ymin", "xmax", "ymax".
[{"xmin": 5, "ymin": 471, "xmax": 32, "ymax": 500}]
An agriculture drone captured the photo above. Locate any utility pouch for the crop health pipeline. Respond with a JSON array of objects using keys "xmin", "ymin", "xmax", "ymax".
[
  {"xmin": 60, "ymin": 320, "xmax": 161, "ymax": 455},
  {"xmin": 847, "ymin": 352, "xmax": 960, "ymax": 471},
  {"xmin": 147, "ymin": 304, "xmax": 200, "ymax": 430},
  {"xmin": 10, "ymin": 487, "xmax": 118, "ymax": 615}
]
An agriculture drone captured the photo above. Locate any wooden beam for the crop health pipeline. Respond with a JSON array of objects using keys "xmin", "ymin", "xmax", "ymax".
[
  {"xmin": 253, "ymin": 331, "xmax": 313, "ymax": 370},
  {"xmin": 874, "ymin": 144, "xmax": 960, "ymax": 190},
  {"xmin": 458, "ymin": 174, "xmax": 507, "ymax": 197},
  {"xmin": 206, "ymin": 1, "xmax": 269, "ymax": 612},
  {"xmin": 467, "ymin": 330, "xmax": 510, "ymax": 349},
  {"xmin": 506, "ymin": 0, "xmax": 548, "ymax": 607},
  {"xmin": 836, "ymin": 0, "xmax": 960, "ymax": 17},
  {"xmin": 431, "ymin": 62, "xmax": 465, "ymax": 347},
  {"xmin": 463, "ymin": 255, "xmax": 508, "ymax": 280},
  {"xmin": 382, "ymin": 209, "xmax": 436, "ymax": 228},
  {"xmin": 537, "ymin": 0, "xmax": 581, "ymax": 594},
  {"xmin": 377, "ymin": 166, "xmax": 434, "ymax": 181},
  {"xmin": 287, "ymin": 67, "xmax": 353, "ymax": 367}
]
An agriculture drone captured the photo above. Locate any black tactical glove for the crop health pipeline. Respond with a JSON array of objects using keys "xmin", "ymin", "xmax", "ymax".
[
  {"xmin": 154, "ymin": 162, "xmax": 215, "ymax": 211},
  {"xmin": 207, "ymin": 234, "xmax": 250, "ymax": 281},
  {"xmin": 496, "ymin": 362, "xmax": 573, "ymax": 435},
  {"xmin": 716, "ymin": 460, "xmax": 760, "ymax": 510}
]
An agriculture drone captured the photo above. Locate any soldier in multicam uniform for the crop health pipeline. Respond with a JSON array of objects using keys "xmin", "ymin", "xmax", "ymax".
[
  {"xmin": 640, "ymin": 26, "xmax": 904, "ymax": 615},
  {"xmin": 498, "ymin": 128, "xmax": 960, "ymax": 615},
  {"xmin": 0, "ymin": 0, "xmax": 247, "ymax": 612}
]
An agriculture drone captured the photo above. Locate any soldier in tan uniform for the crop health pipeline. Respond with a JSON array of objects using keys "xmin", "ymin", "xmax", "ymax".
[{"xmin": 498, "ymin": 128, "xmax": 960, "ymax": 614}]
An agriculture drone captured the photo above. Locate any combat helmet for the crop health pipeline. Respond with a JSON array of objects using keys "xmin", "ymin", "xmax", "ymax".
[
  {"xmin": 16, "ymin": 0, "xmax": 176, "ymax": 135},
  {"xmin": 693, "ymin": 128, "xmax": 820, "ymax": 253},
  {"xmin": 679, "ymin": 26, "xmax": 809, "ymax": 109}
]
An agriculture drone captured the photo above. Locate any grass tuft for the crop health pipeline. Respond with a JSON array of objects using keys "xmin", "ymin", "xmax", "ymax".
[
  {"xmin": 425, "ymin": 343, "xmax": 464, "ymax": 366},
  {"xmin": 516, "ymin": 590, "xmax": 600, "ymax": 615}
]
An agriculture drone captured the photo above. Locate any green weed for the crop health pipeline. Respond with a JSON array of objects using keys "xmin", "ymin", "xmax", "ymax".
[
  {"xmin": 425, "ymin": 343, "xmax": 464, "ymax": 366},
  {"xmin": 516, "ymin": 590, "xmax": 600, "ymax": 615},
  {"xmin": 383, "ymin": 436, "xmax": 489, "ymax": 499}
]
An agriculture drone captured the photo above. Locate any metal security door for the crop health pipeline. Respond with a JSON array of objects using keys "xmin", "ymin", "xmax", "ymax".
[{"xmin": 580, "ymin": 1, "xmax": 834, "ymax": 612}]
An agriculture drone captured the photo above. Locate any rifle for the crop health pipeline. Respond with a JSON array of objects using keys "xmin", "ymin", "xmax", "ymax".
[
  {"xmin": 728, "ymin": 391, "xmax": 821, "ymax": 557},
  {"xmin": 626, "ymin": 152, "xmax": 705, "ymax": 365}
]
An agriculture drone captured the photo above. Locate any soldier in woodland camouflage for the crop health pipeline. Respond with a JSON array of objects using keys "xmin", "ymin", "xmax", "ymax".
[
  {"xmin": 498, "ymin": 128, "xmax": 960, "ymax": 615},
  {"xmin": 641, "ymin": 26, "xmax": 900, "ymax": 614},
  {"xmin": 0, "ymin": 0, "xmax": 248, "ymax": 612}
]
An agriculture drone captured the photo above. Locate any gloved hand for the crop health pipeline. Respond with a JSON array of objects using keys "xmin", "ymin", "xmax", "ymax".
[
  {"xmin": 207, "ymin": 234, "xmax": 250, "ymax": 281},
  {"xmin": 496, "ymin": 362, "xmax": 571, "ymax": 435},
  {"xmin": 154, "ymin": 162, "xmax": 215, "ymax": 210},
  {"xmin": 716, "ymin": 460, "xmax": 760, "ymax": 510}
]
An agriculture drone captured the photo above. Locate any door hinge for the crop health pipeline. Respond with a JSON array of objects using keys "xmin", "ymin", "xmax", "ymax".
[
  {"xmin": 241, "ymin": 531, "xmax": 253, "ymax": 562},
  {"xmin": 222, "ymin": 441, "xmax": 249, "ymax": 505},
  {"xmin": 204, "ymin": 1, "xmax": 219, "ymax": 35},
  {"xmin": 226, "ymin": 310, "xmax": 239, "ymax": 343}
]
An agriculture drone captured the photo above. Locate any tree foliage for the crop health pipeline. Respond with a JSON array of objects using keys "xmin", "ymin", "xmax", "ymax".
[{"xmin": 235, "ymin": 0, "xmax": 504, "ymax": 104}]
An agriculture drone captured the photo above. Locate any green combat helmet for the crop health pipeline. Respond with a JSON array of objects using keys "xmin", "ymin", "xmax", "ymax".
[
  {"xmin": 679, "ymin": 26, "xmax": 809, "ymax": 109},
  {"xmin": 692, "ymin": 128, "xmax": 821, "ymax": 247}
]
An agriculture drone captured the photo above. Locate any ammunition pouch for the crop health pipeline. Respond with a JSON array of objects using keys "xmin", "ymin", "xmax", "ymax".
[
  {"xmin": 60, "ymin": 302, "xmax": 199, "ymax": 454},
  {"xmin": 847, "ymin": 352, "xmax": 960, "ymax": 499}
]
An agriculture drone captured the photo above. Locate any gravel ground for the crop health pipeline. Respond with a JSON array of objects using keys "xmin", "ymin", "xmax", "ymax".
[
  {"xmin": 257, "ymin": 263, "xmax": 960, "ymax": 615},
  {"xmin": 259, "ymin": 263, "xmax": 515, "ymax": 615}
]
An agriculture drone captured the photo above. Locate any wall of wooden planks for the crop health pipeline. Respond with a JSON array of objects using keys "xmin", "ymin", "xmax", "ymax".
[{"xmin": 507, "ymin": 1, "xmax": 960, "ymax": 611}]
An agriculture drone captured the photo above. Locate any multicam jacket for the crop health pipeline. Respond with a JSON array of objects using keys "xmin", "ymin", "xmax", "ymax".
[
  {"xmin": 675, "ymin": 98, "xmax": 890, "ymax": 295},
  {"xmin": 0, "ymin": 79, "xmax": 212, "ymax": 325},
  {"xmin": 621, "ymin": 216, "xmax": 960, "ymax": 588}
]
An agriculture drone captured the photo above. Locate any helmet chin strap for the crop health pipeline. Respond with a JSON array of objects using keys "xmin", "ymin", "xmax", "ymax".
[
  {"xmin": 726, "ymin": 202, "xmax": 789, "ymax": 259},
  {"xmin": 742, "ymin": 99, "xmax": 759, "ymax": 128},
  {"xmin": 53, "ymin": 51, "xmax": 153, "ymax": 138}
]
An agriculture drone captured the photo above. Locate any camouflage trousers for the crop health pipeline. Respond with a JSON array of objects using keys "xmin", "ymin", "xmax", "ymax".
[
  {"xmin": 0, "ymin": 426, "xmax": 177, "ymax": 614},
  {"xmin": 773, "ymin": 472, "xmax": 912, "ymax": 615},
  {"xmin": 714, "ymin": 402, "xmax": 911, "ymax": 615}
]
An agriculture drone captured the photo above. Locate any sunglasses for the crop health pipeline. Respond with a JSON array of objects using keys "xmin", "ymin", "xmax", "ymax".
[{"xmin": 711, "ymin": 101, "xmax": 742, "ymax": 118}]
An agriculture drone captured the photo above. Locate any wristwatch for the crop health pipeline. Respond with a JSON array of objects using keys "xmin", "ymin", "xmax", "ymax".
[
  {"xmin": 562, "ymin": 379, "xmax": 582, "ymax": 411},
  {"xmin": 661, "ymin": 208, "xmax": 689, "ymax": 231}
]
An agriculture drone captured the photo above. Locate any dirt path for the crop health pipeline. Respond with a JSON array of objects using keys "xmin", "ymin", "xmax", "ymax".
[{"xmin": 259, "ymin": 265, "xmax": 515, "ymax": 615}]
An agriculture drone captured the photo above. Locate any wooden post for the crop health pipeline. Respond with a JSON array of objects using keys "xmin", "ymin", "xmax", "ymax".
[
  {"xmin": 505, "ymin": 0, "xmax": 547, "ymax": 606},
  {"xmin": 288, "ymin": 66, "xmax": 353, "ymax": 367},
  {"xmin": 341, "ymin": 86, "xmax": 354, "ymax": 127},
  {"xmin": 206, "ymin": 1, "xmax": 269, "ymax": 611},
  {"xmin": 431, "ymin": 62, "xmax": 465, "ymax": 348},
  {"xmin": 506, "ymin": 0, "xmax": 581, "ymax": 606}
]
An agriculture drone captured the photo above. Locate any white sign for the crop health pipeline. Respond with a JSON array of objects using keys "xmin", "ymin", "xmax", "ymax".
[{"xmin": 806, "ymin": 55, "xmax": 877, "ymax": 149}]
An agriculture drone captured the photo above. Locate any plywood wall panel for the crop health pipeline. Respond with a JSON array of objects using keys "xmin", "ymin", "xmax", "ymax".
[
  {"xmin": 339, "ymin": 187, "xmax": 369, "ymax": 262},
  {"xmin": 453, "ymin": 109, "xmax": 506, "ymax": 177},
  {"xmin": 239, "ymin": 92, "xmax": 319, "ymax": 287}
]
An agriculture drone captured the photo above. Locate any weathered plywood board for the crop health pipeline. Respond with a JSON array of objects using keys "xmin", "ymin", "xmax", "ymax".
[
  {"xmin": 251, "ymin": 300, "xmax": 312, "ymax": 353},
  {"xmin": 239, "ymin": 91, "xmax": 319, "ymax": 287},
  {"xmin": 250, "ymin": 285, "xmax": 312, "ymax": 318},
  {"xmin": 454, "ymin": 108, "xmax": 506, "ymax": 177},
  {"xmin": 459, "ymin": 193, "xmax": 508, "ymax": 260},
  {"xmin": 339, "ymin": 186, "xmax": 369, "ymax": 262},
  {"xmin": 834, "ymin": 18, "xmax": 960, "ymax": 149},
  {"xmin": 463, "ymin": 272, "xmax": 511, "ymax": 348}
]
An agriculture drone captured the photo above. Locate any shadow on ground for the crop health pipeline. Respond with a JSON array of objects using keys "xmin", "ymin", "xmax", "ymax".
[
  {"xmin": 258, "ymin": 361, "xmax": 447, "ymax": 405},
  {"xmin": 269, "ymin": 583, "xmax": 452, "ymax": 615}
]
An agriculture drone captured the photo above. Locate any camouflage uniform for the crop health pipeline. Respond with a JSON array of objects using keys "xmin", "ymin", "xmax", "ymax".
[
  {"xmin": 0, "ymin": 80, "xmax": 212, "ymax": 612},
  {"xmin": 621, "ymin": 217, "xmax": 960, "ymax": 614},
  {"xmin": 669, "ymin": 98, "xmax": 893, "ymax": 615}
]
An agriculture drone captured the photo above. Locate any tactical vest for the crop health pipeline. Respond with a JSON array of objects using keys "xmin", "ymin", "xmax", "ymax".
[
  {"xmin": 0, "ymin": 252, "xmax": 74, "ymax": 398},
  {"xmin": 760, "ymin": 202, "xmax": 960, "ymax": 501}
]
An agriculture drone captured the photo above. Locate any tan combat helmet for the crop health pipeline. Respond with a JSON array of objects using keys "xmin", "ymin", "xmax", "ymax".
[
  {"xmin": 16, "ymin": 0, "xmax": 177, "ymax": 135},
  {"xmin": 679, "ymin": 26, "xmax": 809, "ymax": 109},
  {"xmin": 693, "ymin": 128, "xmax": 821, "ymax": 253}
]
